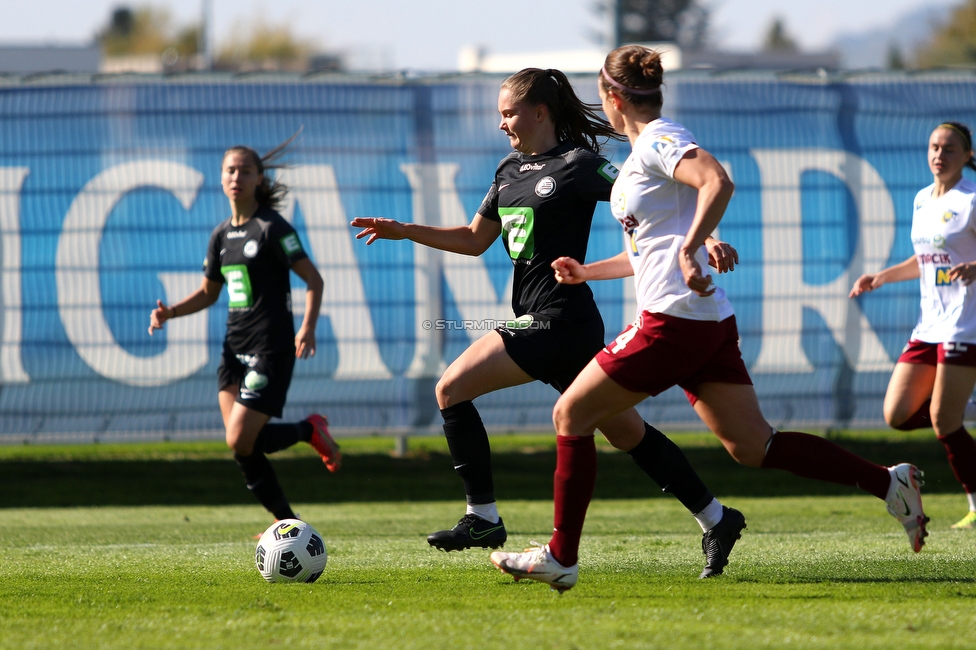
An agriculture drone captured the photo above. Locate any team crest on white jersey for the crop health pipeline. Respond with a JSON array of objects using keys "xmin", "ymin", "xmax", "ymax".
[
  {"xmin": 610, "ymin": 189, "xmax": 626, "ymax": 215},
  {"xmin": 535, "ymin": 176, "xmax": 556, "ymax": 197},
  {"xmin": 652, "ymin": 136, "xmax": 676, "ymax": 155},
  {"xmin": 243, "ymin": 240, "xmax": 258, "ymax": 257},
  {"xmin": 942, "ymin": 210, "xmax": 957, "ymax": 223}
]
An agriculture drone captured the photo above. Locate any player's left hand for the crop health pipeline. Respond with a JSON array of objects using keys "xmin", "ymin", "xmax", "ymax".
[
  {"xmin": 679, "ymin": 247, "xmax": 715, "ymax": 297},
  {"xmin": 949, "ymin": 261, "xmax": 976, "ymax": 286},
  {"xmin": 295, "ymin": 324, "xmax": 316, "ymax": 359},
  {"xmin": 705, "ymin": 239, "xmax": 738, "ymax": 273}
]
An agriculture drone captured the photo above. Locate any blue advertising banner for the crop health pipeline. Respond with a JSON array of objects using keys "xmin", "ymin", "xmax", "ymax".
[{"xmin": 0, "ymin": 74, "xmax": 973, "ymax": 440}]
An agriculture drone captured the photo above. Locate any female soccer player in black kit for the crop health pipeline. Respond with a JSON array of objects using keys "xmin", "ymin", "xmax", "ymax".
[
  {"xmin": 352, "ymin": 68, "xmax": 745, "ymax": 578},
  {"xmin": 149, "ymin": 143, "xmax": 341, "ymax": 527}
]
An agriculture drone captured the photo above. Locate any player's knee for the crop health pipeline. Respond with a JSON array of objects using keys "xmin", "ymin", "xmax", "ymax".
[
  {"xmin": 226, "ymin": 431, "xmax": 254, "ymax": 456},
  {"xmin": 552, "ymin": 399, "xmax": 579, "ymax": 436},
  {"xmin": 434, "ymin": 377, "xmax": 455, "ymax": 410},
  {"xmin": 930, "ymin": 405, "xmax": 962, "ymax": 437},
  {"xmin": 723, "ymin": 438, "xmax": 765, "ymax": 467}
]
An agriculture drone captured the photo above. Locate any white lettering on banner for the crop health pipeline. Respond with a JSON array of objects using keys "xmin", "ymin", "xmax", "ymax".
[
  {"xmin": 400, "ymin": 163, "xmax": 514, "ymax": 378},
  {"xmin": 0, "ymin": 167, "xmax": 29, "ymax": 383},
  {"xmin": 751, "ymin": 148, "xmax": 894, "ymax": 373},
  {"xmin": 277, "ymin": 165, "xmax": 392, "ymax": 379},
  {"xmin": 55, "ymin": 160, "xmax": 208, "ymax": 386}
]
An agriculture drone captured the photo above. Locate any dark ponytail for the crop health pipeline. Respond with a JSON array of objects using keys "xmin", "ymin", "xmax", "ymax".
[
  {"xmin": 223, "ymin": 128, "xmax": 302, "ymax": 211},
  {"xmin": 501, "ymin": 68, "xmax": 623, "ymax": 154}
]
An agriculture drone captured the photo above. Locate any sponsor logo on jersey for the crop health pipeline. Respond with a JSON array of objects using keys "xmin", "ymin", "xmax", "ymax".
[
  {"xmin": 935, "ymin": 266, "xmax": 953, "ymax": 286},
  {"xmin": 915, "ymin": 198, "xmax": 924, "ymax": 211},
  {"xmin": 942, "ymin": 210, "xmax": 957, "ymax": 223},
  {"xmin": 222, "ymin": 264, "xmax": 254, "ymax": 308},
  {"xmin": 598, "ymin": 162, "xmax": 619, "ymax": 182},
  {"xmin": 280, "ymin": 233, "xmax": 302, "ymax": 255},
  {"xmin": 499, "ymin": 207, "xmax": 535, "ymax": 260},
  {"xmin": 617, "ymin": 214, "xmax": 639, "ymax": 231},
  {"xmin": 534, "ymin": 176, "xmax": 556, "ymax": 197},
  {"xmin": 226, "ymin": 230, "xmax": 247, "ymax": 239},
  {"xmin": 912, "ymin": 236, "xmax": 930, "ymax": 246},
  {"xmin": 243, "ymin": 240, "xmax": 258, "ymax": 258},
  {"xmin": 917, "ymin": 253, "xmax": 951, "ymax": 265},
  {"xmin": 933, "ymin": 234, "xmax": 946, "ymax": 249},
  {"xmin": 498, "ymin": 183, "xmax": 510, "ymax": 191},
  {"xmin": 519, "ymin": 162, "xmax": 546, "ymax": 172}
]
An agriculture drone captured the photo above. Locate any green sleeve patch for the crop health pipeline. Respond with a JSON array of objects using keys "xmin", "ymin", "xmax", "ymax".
[
  {"xmin": 597, "ymin": 162, "xmax": 620, "ymax": 183},
  {"xmin": 280, "ymin": 233, "xmax": 303, "ymax": 256}
]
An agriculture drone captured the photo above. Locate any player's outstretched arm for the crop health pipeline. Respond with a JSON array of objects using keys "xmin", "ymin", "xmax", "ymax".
[
  {"xmin": 148, "ymin": 277, "xmax": 222, "ymax": 335},
  {"xmin": 351, "ymin": 213, "xmax": 501, "ymax": 256},
  {"xmin": 849, "ymin": 255, "xmax": 918, "ymax": 298},
  {"xmin": 553, "ymin": 252, "xmax": 632, "ymax": 285}
]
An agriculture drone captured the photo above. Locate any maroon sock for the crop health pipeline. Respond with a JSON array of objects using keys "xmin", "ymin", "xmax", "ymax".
[
  {"xmin": 937, "ymin": 426, "xmax": 976, "ymax": 493},
  {"xmin": 761, "ymin": 431, "xmax": 891, "ymax": 499},
  {"xmin": 548, "ymin": 435, "xmax": 596, "ymax": 567},
  {"xmin": 892, "ymin": 399, "xmax": 932, "ymax": 431}
]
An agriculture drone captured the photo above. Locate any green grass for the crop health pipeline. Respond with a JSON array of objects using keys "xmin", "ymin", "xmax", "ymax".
[{"xmin": 2, "ymin": 431, "xmax": 976, "ymax": 648}]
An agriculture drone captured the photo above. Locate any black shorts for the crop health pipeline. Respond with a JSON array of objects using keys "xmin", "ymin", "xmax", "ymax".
[
  {"xmin": 497, "ymin": 312, "xmax": 605, "ymax": 393},
  {"xmin": 217, "ymin": 343, "xmax": 296, "ymax": 418}
]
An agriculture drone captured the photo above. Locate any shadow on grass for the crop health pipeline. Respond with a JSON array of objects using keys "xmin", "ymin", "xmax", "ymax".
[{"xmin": 0, "ymin": 437, "xmax": 962, "ymax": 508}]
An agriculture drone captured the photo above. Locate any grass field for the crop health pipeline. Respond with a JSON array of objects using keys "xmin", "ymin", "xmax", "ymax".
[{"xmin": 1, "ymin": 431, "xmax": 975, "ymax": 649}]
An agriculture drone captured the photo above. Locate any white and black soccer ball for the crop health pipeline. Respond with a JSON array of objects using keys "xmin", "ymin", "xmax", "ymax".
[{"xmin": 255, "ymin": 519, "xmax": 328, "ymax": 583}]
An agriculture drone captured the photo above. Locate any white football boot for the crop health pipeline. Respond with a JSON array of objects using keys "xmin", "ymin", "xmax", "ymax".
[
  {"xmin": 490, "ymin": 543, "xmax": 578, "ymax": 593},
  {"xmin": 885, "ymin": 463, "xmax": 929, "ymax": 552}
]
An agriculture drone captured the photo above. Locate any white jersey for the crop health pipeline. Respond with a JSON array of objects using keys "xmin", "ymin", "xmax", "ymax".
[
  {"xmin": 610, "ymin": 117, "xmax": 734, "ymax": 322},
  {"xmin": 909, "ymin": 177, "xmax": 976, "ymax": 343}
]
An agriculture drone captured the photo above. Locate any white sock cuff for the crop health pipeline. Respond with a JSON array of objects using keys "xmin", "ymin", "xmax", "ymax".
[
  {"xmin": 466, "ymin": 502, "xmax": 499, "ymax": 524},
  {"xmin": 694, "ymin": 498, "xmax": 724, "ymax": 532}
]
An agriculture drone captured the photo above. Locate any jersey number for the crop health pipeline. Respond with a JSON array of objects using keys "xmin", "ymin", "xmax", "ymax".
[
  {"xmin": 499, "ymin": 208, "xmax": 536, "ymax": 260},
  {"xmin": 609, "ymin": 321, "xmax": 640, "ymax": 354},
  {"xmin": 222, "ymin": 265, "xmax": 254, "ymax": 308}
]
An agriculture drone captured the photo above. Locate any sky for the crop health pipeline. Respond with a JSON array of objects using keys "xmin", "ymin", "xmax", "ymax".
[{"xmin": 1, "ymin": 0, "xmax": 961, "ymax": 71}]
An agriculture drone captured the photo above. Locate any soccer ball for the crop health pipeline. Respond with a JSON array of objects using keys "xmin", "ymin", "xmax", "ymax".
[{"xmin": 255, "ymin": 518, "xmax": 328, "ymax": 583}]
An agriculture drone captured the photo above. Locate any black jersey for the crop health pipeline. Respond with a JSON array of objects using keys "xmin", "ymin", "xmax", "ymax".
[
  {"xmin": 479, "ymin": 141, "xmax": 618, "ymax": 320},
  {"xmin": 203, "ymin": 206, "xmax": 308, "ymax": 354}
]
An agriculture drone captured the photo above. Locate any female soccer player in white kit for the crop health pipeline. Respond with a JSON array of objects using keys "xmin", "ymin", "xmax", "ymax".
[
  {"xmin": 490, "ymin": 45, "xmax": 930, "ymax": 592},
  {"xmin": 850, "ymin": 121, "xmax": 976, "ymax": 531}
]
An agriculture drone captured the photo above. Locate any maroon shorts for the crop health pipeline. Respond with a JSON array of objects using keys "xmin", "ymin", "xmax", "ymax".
[
  {"xmin": 897, "ymin": 339, "xmax": 976, "ymax": 367},
  {"xmin": 595, "ymin": 311, "xmax": 752, "ymax": 405}
]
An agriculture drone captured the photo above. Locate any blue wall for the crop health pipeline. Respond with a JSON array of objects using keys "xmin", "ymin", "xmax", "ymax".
[{"xmin": 0, "ymin": 75, "xmax": 970, "ymax": 439}]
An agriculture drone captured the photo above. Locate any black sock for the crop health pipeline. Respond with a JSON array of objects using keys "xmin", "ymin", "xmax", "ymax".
[
  {"xmin": 628, "ymin": 423, "xmax": 713, "ymax": 514},
  {"xmin": 441, "ymin": 401, "xmax": 494, "ymax": 505},
  {"xmin": 234, "ymin": 452, "xmax": 295, "ymax": 520},
  {"xmin": 253, "ymin": 422, "xmax": 307, "ymax": 454}
]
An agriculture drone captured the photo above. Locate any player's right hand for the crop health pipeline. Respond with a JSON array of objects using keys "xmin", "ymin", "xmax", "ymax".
[
  {"xmin": 849, "ymin": 274, "xmax": 880, "ymax": 298},
  {"xmin": 552, "ymin": 256, "xmax": 586, "ymax": 284},
  {"xmin": 350, "ymin": 217, "xmax": 406, "ymax": 245},
  {"xmin": 148, "ymin": 299, "xmax": 169, "ymax": 335}
]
